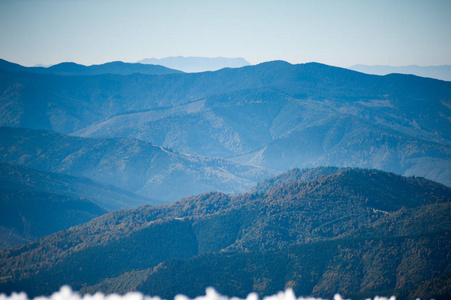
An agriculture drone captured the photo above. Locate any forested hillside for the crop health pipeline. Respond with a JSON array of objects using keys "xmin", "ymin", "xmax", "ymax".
[{"xmin": 1, "ymin": 168, "xmax": 449, "ymax": 299}]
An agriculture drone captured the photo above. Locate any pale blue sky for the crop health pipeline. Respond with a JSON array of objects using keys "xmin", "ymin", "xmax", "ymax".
[{"xmin": 1, "ymin": 0, "xmax": 450, "ymax": 67}]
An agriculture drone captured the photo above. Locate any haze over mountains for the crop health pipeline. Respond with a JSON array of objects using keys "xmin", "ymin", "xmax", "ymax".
[
  {"xmin": 138, "ymin": 56, "xmax": 250, "ymax": 72},
  {"xmin": 1, "ymin": 59, "xmax": 449, "ymax": 187},
  {"xmin": 0, "ymin": 162, "xmax": 151, "ymax": 211},
  {"xmin": 0, "ymin": 127, "xmax": 272, "ymax": 204}
]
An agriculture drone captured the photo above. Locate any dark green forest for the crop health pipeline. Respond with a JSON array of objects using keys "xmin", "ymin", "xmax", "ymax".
[{"xmin": 1, "ymin": 168, "xmax": 450, "ymax": 299}]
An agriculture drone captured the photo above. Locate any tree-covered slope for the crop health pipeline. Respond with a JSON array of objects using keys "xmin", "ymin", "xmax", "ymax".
[
  {"xmin": 0, "ymin": 168, "xmax": 449, "ymax": 298},
  {"xmin": 129, "ymin": 233, "xmax": 450, "ymax": 300}
]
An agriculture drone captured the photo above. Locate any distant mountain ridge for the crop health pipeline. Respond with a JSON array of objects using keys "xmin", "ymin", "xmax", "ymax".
[
  {"xmin": 0, "ymin": 162, "xmax": 157, "ymax": 248},
  {"xmin": 0, "ymin": 60, "xmax": 450, "ymax": 187},
  {"xmin": 0, "ymin": 162, "xmax": 152, "ymax": 211},
  {"xmin": 0, "ymin": 58, "xmax": 182, "ymax": 76},
  {"xmin": 138, "ymin": 56, "xmax": 250, "ymax": 72},
  {"xmin": 349, "ymin": 64, "xmax": 451, "ymax": 81},
  {"xmin": 0, "ymin": 188, "xmax": 106, "ymax": 248},
  {"xmin": 0, "ymin": 127, "xmax": 274, "ymax": 203}
]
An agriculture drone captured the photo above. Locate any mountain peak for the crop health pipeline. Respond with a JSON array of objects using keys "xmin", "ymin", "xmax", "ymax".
[{"xmin": 48, "ymin": 62, "xmax": 91, "ymax": 73}]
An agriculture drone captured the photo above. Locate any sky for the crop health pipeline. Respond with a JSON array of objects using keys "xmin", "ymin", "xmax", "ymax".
[{"xmin": 0, "ymin": 0, "xmax": 450, "ymax": 68}]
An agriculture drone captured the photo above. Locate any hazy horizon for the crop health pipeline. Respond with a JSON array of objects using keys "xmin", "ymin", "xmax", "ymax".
[
  {"xmin": 4, "ymin": 56, "xmax": 451, "ymax": 71},
  {"xmin": 1, "ymin": 0, "xmax": 450, "ymax": 68}
]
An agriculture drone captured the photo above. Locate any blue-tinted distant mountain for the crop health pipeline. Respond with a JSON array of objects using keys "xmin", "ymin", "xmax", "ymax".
[
  {"xmin": 349, "ymin": 64, "xmax": 451, "ymax": 81},
  {"xmin": 0, "ymin": 59, "xmax": 29, "ymax": 72},
  {"xmin": 0, "ymin": 162, "xmax": 153, "ymax": 211},
  {"xmin": 0, "ymin": 162, "xmax": 152, "ymax": 247},
  {"xmin": 0, "ymin": 127, "xmax": 274, "ymax": 203},
  {"xmin": 47, "ymin": 61, "xmax": 183, "ymax": 76},
  {"xmin": 138, "ymin": 56, "xmax": 250, "ymax": 72},
  {"xmin": 0, "ymin": 58, "xmax": 182, "ymax": 76},
  {"xmin": 0, "ymin": 60, "xmax": 450, "ymax": 186}
]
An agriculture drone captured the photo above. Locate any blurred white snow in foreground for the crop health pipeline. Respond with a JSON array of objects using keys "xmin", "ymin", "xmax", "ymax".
[{"xmin": 0, "ymin": 286, "xmax": 396, "ymax": 300}]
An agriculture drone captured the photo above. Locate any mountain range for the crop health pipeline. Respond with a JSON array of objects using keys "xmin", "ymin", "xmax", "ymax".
[
  {"xmin": 1, "ymin": 59, "xmax": 449, "ymax": 187},
  {"xmin": 349, "ymin": 64, "xmax": 451, "ymax": 82},
  {"xmin": 0, "ymin": 59, "xmax": 182, "ymax": 76},
  {"xmin": 0, "ymin": 57, "xmax": 450, "ymax": 299},
  {"xmin": 0, "ymin": 162, "xmax": 151, "ymax": 211},
  {"xmin": 0, "ymin": 168, "xmax": 449, "ymax": 299},
  {"xmin": 0, "ymin": 127, "xmax": 272, "ymax": 204}
]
